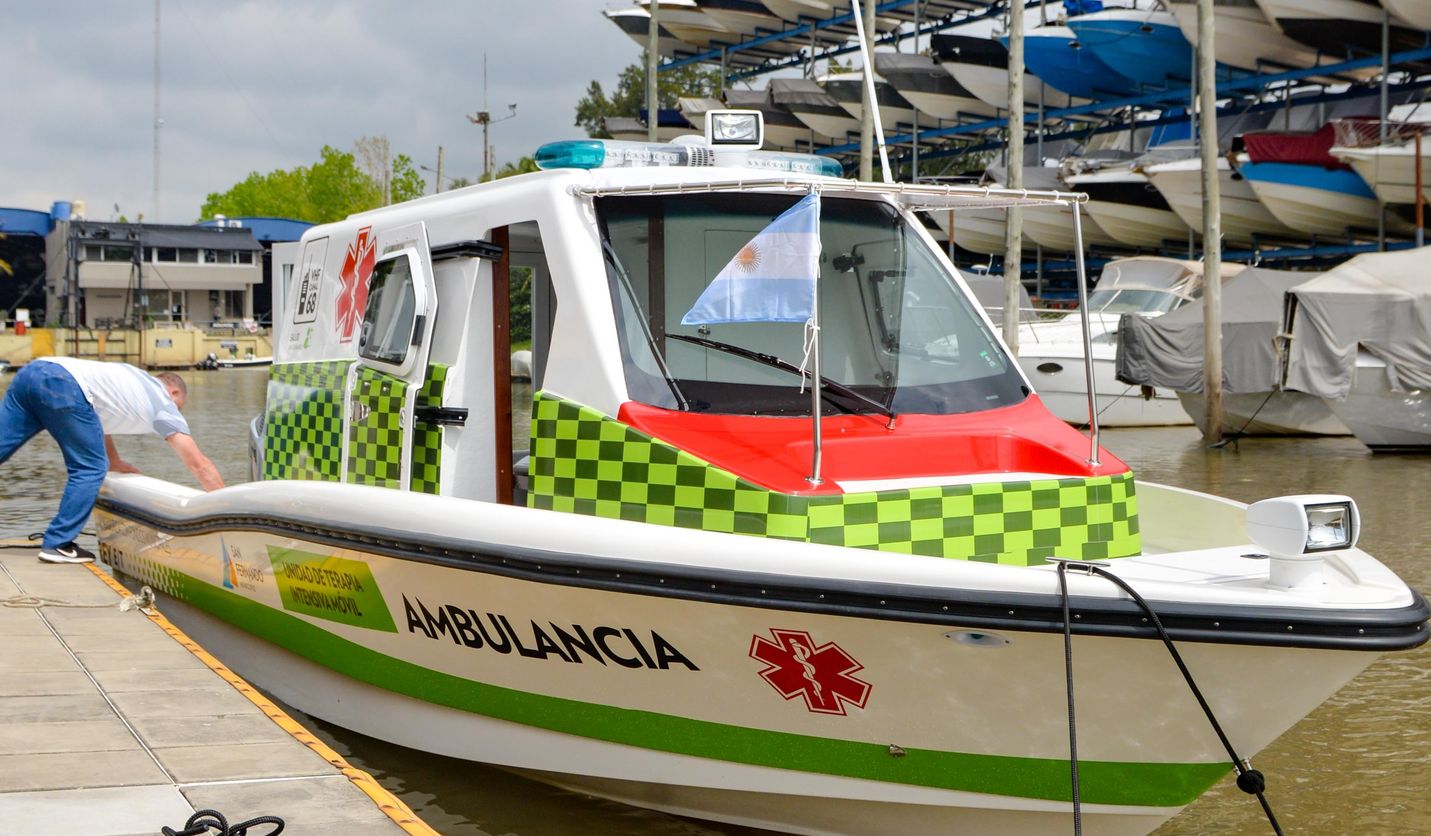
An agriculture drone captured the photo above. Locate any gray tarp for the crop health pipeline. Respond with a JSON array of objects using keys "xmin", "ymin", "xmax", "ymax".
[
  {"xmin": 961, "ymin": 270, "xmax": 1034, "ymax": 326},
  {"xmin": 1285, "ymin": 246, "xmax": 1431, "ymax": 399},
  {"xmin": 1116, "ymin": 267, "xmax": 1316, "ymax": 393},
  {"xmin": 769, "ymin": 78, "xmax": 841, "ymax": 109}
]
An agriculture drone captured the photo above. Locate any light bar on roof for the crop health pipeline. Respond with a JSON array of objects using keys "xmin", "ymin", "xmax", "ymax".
[{"xmin": 705, "ymin": 110, "xmax": 763, "ymax": 149}]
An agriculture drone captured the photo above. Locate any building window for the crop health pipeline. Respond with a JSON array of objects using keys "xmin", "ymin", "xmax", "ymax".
[
  {"xmin": 83, "ymin": 244, "xmax": 134, "ymax": 262},
  {"xmin": 155, "ymin": 247, "xmax": 178, "ymax": 262},
  {"xmin": 177, "ymin": 248, "xmax": 198, "ymax": 263},
  {"xmin": 203, "ymin": 249, "xmax": 219, "ymax": 264},
  {"xmin": 232, "ymin": 250, "xmax": 255, "ymax": 265}
]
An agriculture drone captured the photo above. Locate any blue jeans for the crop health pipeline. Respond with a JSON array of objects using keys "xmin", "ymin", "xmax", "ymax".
[{"xmin": 0, "ymin": 363, "xmax": 108, "ymax": 548}]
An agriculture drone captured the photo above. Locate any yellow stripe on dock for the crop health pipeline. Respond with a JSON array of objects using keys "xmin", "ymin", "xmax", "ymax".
[{"xmin": 83, "ymin": 564, "xmax": 440, "ymax": 836}]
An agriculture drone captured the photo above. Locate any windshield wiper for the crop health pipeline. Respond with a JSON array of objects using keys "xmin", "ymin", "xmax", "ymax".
[
  {"xmin": 602, "ymin": 239, "xmax": 690, "ymax": 411},
  {"xmin": 666, "ymin": 333, "xmax": 896, "ymax": 420}
]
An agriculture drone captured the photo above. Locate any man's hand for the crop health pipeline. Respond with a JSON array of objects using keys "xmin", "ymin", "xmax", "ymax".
[
  {"xmin": 166, "ymin": 433, "xmax": 225, "ymax": 491},
  {"xmin": 104, "ymin": 435, "xmax": 142, "ymax": 474}
]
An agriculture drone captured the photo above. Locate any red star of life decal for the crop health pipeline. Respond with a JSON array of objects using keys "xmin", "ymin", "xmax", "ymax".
[
  {"xmin": 750, "ymin": 628, "xmax": 871, "ymax": 715},
  {"xmin": 335, "ymin": 226, "xmax": 377, "ymax": 343}
]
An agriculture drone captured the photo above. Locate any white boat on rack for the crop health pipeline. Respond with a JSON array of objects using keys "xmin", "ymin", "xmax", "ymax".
[
  {"xmin": 1141, "ymin": 152, "xmax": 1299, "ymax": 245},
  {"xmin": 93, "ymin": 115, "xmax": 1427, "ymax": 836},
  {"xmin": 1020, "ymin": 256, "xmax": 1242, "ymax": 427},
  {"xmin": 1063, "ymin": 159, "xmax": 1193, "ymax": 250},
  {"xmin": 1329, "ymin": 116, "xmax": 1431, "ymax": 210},
  {"xmin": 1285, "ymin": 247, "xmax": 1431, "ymax": 450}
]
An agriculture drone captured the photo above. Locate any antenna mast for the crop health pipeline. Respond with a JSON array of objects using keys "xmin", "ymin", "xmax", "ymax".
[{"xmin": 153, "ymin": 0, "xmax": 162, "ymax": 221}]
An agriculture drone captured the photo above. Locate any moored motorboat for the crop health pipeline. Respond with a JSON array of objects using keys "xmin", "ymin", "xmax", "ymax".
[
  {"xmin": 1284, "ymin": 247, "xmax": 1431, "ymax": 450},
  {"xmin": 1380, "ymin": 0, "xmax": 1431, "ymax": 30},
  {"xmin": 1116, "ymin": 266, "xmax": 1350, "ymax": 436},
  {"xmin": 1019, "ymin": 256, "xmax": 1241, "ymax": 427},
  {"xmin": 93, "ymin": 119, "xmax": 1428, "ymax": 835}
]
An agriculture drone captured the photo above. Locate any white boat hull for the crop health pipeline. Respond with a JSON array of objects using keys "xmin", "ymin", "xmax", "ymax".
[
  {"xmin": 1177, "ymin": 391, "xmax": 1352, "ymax": 437},
  {"xmin": 895, "ymin": 89, "xmax": 997, "ymax": 122},
  {"xmin": 1018, "ymin": 343, "xmax": 1193, "ymax": 427},
  {"xmin": 1023, "ymin": 204, "xmax": 1124, "ymax": 251},
  {"xmin": 1336, "ymin": 145, "xmax": 1431, "ymax": 207},
  {"xmin": 1327, "ymin": 360, "xmax": 1431, "ymax": 450},
  {"xmin": 1242, "ymin": 178, "xmax": 1387, "ymax": 237},
  {"xmin": 944, "ymin": 62, "xmax": 1079, "ymax": 112},
  {"xmin": 1166, "ymin": 2, "xmax": 1377, "ymax": 78},
  {"xmin": 1145, "ymin": 164, "xmax": 1297, "ymax": 244},
  {"xmin": 931, "ymin": 207, "xmax": 1011, "ymax": 255},
  {"xmin": 92, "ymin": 476, "xmax": 1420, "ymax": 834},
  {"xmin": 787, "ymin": 109, "xmax": 861, "ymax": 141},
  {"xmin": 1081, "ymin": 201, "xmax": 1192, "ymax": 250},
  {"xmin": 1381, "ymin": 0, "xmax": 1431, "ymax": 29}
]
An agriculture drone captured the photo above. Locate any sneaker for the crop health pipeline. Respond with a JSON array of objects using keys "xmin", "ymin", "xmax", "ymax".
[{"xmin": 38, "ymin": 543, "xmax": 96, "ymax": 564}]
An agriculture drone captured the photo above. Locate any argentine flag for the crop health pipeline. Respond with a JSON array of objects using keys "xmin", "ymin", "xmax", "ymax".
[{"xmin": 681, "ymin": 193, "xmax": 821, "ymax": 325}]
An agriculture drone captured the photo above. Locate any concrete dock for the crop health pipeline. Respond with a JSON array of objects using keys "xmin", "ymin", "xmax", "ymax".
[{"xmin": 0, "ymin": 545, "xmax": 434, "ymax": 835}]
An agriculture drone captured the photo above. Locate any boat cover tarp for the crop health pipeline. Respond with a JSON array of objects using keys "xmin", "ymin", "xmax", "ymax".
[
  {"xmin": 1285, "ymin": 246, "xmax": 1431, "ymax": 398},
  {"xmin": 1241, "ymin": 123, "xmax": 1350, "ymax": 170},
  {"xmin": 960, "ymin": 270, "xmax": 1035, "ymax": 326},
  {"xmin": 769, "ymin": 78, "xmax": 840, "ymax": 108},
  {"xmin": 1116, "ymin": 267, "xmax": 1315, "ymax": 393}
]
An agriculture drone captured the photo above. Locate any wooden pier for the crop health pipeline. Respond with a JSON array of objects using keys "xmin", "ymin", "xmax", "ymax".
[{"xmin": 0, "ymin": 543, "xmax": 434, "ymax": 835}]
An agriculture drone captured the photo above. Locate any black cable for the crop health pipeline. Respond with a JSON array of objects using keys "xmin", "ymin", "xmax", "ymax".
[
  {"xmin": 1211, "ymin": 390, "xmax": 1277, "ymax": 449},
  {"xmin": 161, "ymin": 808, "xmax": 284, "ymax": 836},
  {"xmin": 1080, "ymin": 565, "xmax": 1286, "ymax": 836},
  {"xmin": 1057, "ymin": 561, "xmax": 1083, "ymax": 836}
]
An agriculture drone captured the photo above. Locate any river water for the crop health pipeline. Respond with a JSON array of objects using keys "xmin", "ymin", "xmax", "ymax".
[{"xmin": 1, "ymin": 367, "xmax": 1426, "ymax": 834}]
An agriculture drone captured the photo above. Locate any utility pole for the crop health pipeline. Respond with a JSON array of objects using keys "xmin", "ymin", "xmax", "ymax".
[
  {"xmin": 1197, "ymin": 0, "xmax": 1223, "ymax": 444},
  {"xmin": 467, "ymin": 55, "xmax": 517, "ymax": 181},
  {"xmin": 435, "ymin": 146, "xmax": 445, "ymax": 194},
  {"xmin": 647, "ymin": 0, "xmax": 660, "ymax": 142},
  {"xmin": 1004, "ymin": 0, "xmax": 1025, "ymax": 353}
]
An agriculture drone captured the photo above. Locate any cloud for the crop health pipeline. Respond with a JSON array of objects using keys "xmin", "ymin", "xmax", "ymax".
[{"xmin": 1, "ymin": 0, "xmax": 644, "ymax": 222}]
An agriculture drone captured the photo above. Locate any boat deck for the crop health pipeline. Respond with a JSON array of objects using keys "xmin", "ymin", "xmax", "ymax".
[{"xmin": 0, "ymin": 540, "xmax": 431, "ymax": 836}]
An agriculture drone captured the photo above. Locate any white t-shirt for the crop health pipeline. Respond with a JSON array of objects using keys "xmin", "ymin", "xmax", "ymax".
[{"xmin": 36, "ymin": 357, "xmax": 191, "ymax": 438}]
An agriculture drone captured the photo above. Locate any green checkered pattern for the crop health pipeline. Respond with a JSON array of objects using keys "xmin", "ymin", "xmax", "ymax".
[
  {"xmin": 346, "ymin": 367, "xmax": 409, "ymax": 489},
  {"xmin": 263, "ymin": 361, "xmax": 352, "ymax": 481},
  {"xmin": 527, "ymin": 393, "xmax": 1140, "ymax": 565},
  {"xmin": 410, "ymin": 363, "xmax": 450, "ymax": 495}
]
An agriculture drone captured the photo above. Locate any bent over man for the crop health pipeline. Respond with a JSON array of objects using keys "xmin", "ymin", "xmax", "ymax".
[{"xmin": 0, "ymin": 357, "xmax": 224, "ymax": 563}]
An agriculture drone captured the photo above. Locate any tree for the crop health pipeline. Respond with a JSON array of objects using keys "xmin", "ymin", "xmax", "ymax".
[
  {"xmin": 575, "ymin": 56, "xmax": 722, "ymax": 138},
  {"xmin": 484, "ymin": 156, "xmax": 540, "ymax": 182},
  {"xmin": 200, "ymin": 138, "xmax": 427, "ymax": 223}
]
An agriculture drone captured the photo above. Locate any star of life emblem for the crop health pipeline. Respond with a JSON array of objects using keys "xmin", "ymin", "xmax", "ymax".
[{"xmin": 750, "ymin": 628, "xmax": 871, "ymax": 715}]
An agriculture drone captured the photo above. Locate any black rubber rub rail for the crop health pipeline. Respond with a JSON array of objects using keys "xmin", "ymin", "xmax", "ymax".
[{"xmin": 97, "ymin": 496, "xmax": 1430, "ymax": 653}]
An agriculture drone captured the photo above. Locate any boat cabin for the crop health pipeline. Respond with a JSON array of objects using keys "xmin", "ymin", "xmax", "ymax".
[{"xmin": 260, "ymin": 114, "xmax": 1139, "ymax": 566}]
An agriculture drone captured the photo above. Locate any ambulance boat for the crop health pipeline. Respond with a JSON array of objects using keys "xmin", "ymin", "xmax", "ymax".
[{"xmin": 95, "ymin": 113, "xmax": 1428, "ymax": 836}]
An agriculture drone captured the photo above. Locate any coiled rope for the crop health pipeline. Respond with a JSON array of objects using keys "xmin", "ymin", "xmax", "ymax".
[{"xmin": 1051, "ymin": 558, "xmax": 1285, "ymax": 836}]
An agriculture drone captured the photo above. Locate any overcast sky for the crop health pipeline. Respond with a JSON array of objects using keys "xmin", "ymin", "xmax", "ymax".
[{"xmin": 2, "ymin": 1, "xmax": 647, "ymax": 224}]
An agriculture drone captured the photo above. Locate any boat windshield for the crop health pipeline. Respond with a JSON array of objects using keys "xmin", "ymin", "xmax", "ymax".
[
  {"xmin": 1085, "ymin": 287, "xmax": 1184, "ymax": 315},
  {"xmin": 596, "ymin": 192, "xmax": 1027, "ymax": 416}
]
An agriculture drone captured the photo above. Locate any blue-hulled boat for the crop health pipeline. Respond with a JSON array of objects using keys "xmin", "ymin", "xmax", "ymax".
[
  {"xmin": 1020, "ymin": 22, "xmax": 1142, "ymax": 100},
  {"xmin": 1065, "ymin": 4, "xmax": 1246, "ymax": 89}
]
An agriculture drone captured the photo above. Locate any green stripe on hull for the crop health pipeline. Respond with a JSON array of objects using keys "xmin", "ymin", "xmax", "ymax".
[{"xmin": 160, "ymin": 568, "xmax": 1225, "ymax": 808}]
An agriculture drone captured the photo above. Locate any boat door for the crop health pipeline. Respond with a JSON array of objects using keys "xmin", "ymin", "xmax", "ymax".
[{"xmin": 344, "ymin": 222, "xmax": 438, "ymax": 489}]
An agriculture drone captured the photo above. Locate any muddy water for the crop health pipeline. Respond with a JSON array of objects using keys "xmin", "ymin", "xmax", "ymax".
[{"xmin": 1, "ymin": 368, "xmax": 1425, "ymax": 834}]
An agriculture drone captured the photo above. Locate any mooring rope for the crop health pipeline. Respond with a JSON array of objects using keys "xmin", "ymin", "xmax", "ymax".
[
  {"xmin": 1050, "ymin": 557, "xmax": 1285, "ymax": 836},
  {"xmin": 2, "ymin": 586, "xmax": 154, "ymax": 611},
  {"xmin": 161, "ymin": 808, "xmax": 284, "ymax": 836}
]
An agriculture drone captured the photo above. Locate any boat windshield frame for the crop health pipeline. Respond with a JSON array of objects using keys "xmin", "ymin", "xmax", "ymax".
[{"xmin": 592, "ymin": 186, "xmax": 1036, "ymax": 418}]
